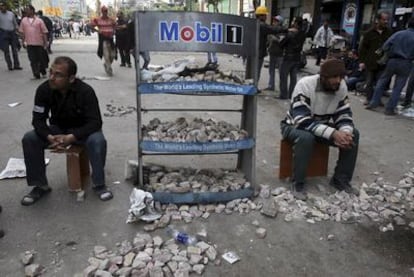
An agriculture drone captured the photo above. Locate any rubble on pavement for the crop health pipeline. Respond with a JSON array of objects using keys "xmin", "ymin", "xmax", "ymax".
[{"xmin": 78, "ymin": 232, "xmax": 218, "ymax": 276}]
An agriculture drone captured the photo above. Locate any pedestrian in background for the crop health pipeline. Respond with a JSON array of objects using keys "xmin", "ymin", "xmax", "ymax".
[
  {"xmin": 19, "ymin": 5, "xmax": 49, "ymax": 80},
  {"xmin": 313, "ymin": 19, "xmax": 334, "ymax": 66},
  {"xmin": 281, "ymin": 59, "xmax": 359, "ymax": 200},
  {"xmin": 36, "ymin": 10, "xmax": 53, "ymax": 54},
  {"xmin": 90, "ymin": 6, "xmax": 116, "ymax": 76},
  {"xmin": 265, "ymin": 15, "xmax": 284, "ymax": 92},
  {"xmin": 358, "ymin": 12, "xmax": 392, "ymax": 105},
  {"xmin": 0, "ymin": 0, "xmax": 22, "ymax": 71},
  {"xmin": 366, "ymin": 17, "xmax": 414, "ymax": 115},
  {"xmin": 278, "ymin": 17, "xmax": 306, "ymax": 100},
  {"xmin": 254, "ymin": 6, "xmax": 287, "ymax": 91},
  {"xmin": 127, "ymin": 19, "xmax": 150, "ymax": 70},
  {"xmin": 21, "ymin": 56, "xmax": 113, "ymax": 205},
  {"xmin": 115, "ymin": 11, "xmax": 131, "ymax": 68}
]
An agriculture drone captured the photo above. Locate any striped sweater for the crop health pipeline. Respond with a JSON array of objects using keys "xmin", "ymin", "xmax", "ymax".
[{"xmin": 283, "ymin": 75, "xmax": 354, "ymax": 140}]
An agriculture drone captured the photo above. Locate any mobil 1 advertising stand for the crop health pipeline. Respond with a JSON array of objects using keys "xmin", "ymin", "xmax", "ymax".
[{"xmin": 134, "ymin": 11, "xmax": 259, "ymax": 204}]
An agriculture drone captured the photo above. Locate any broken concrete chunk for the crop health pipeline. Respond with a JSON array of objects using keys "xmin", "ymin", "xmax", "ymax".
[{"xmin": 256, "ymin": 227, "xmax": 267, "ymax": 239}]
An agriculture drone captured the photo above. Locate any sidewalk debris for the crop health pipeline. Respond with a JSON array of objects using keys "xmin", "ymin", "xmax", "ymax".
[
  {"xmin": 0, "ymin": 158, "xmax": 50, "ymax": 179},
  {"xmin": 222, "ymin": 251, "xmax": 240, "ymax": 264},
  {"xmin": 7, "ymin": 102, "xmax": 21, "ymax": 107}
]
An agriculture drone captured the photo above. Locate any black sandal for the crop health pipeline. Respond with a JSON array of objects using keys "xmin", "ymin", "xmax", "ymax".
[
  {"xmin": 21, "ymin": 186, "xmax": 52, "ymax": 206},
  {"xmin": 93, "ymin": 186, "xmax": 113, "ymax": 201}
]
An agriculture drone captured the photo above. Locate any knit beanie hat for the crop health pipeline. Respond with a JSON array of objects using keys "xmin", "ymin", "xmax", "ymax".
[{"xmin": 320, "ymin": 59, "xmax": 346, "ymax": 78}]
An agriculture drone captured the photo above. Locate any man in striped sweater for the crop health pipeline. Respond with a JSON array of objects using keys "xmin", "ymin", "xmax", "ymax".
[{"xmin": 280, "ymin": 59, "xmax": 359, "ymax": 200}]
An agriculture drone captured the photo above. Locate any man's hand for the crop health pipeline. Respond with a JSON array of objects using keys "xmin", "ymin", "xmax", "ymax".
[
  {"xmin": 47, "ymin": 134, "xmax": 76, "ymax": 152},
  {"xmin": 332, "ymin": 130, "xmax": 354, "ymax": 149}
]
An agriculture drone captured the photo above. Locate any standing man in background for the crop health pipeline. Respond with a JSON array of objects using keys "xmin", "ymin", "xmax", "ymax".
[
  {"xmin": 0, "ymin": 0, "xmax": 22, "ymax": 71},
  {"xmin": 279, "ymin": 17, "xmax": 306, "ymax": 100},
  {"xmin": 313, "ymin": 19, "xmax": 334, "ymax": 66},
  {"xmin": 255, "ymin": 6, "xmax": 286, "ymax": 91},
  {"xmin": 90, "ymin": 6, "xmax": 116, "ymax": 76},
  {"xmin": 265, "ymin": 15, "xmax": 284, "ymax": 92},
  {"xmin": 366, "ymin": 17, "xmax": 414, "ymax": 115},
  {"xmin": 19, "ymin": 5, "xmax": 49, "ymax": 80},
  {"xmin": 37, "ymin": 10, "xmax": 53, "ymax": 54},
  {"xmin": 115, "ymin": 11, "xmax": 131, "ymax": 68},
  {"xmin": 358, "ymin": 12, "xmax": 392, "ymax": 105}
]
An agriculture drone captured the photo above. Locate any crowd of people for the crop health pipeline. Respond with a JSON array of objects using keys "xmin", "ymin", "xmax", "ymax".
[{"xmin": 0, "ymin": 2, "xmax": 413, "ymax": 238}]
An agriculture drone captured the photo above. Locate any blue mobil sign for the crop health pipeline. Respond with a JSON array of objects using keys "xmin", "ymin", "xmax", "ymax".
[
  {"xmin": 135, "ymin": 11, "xmax": 258, "ymax": 56},
  {"xmin": 160, "ymin": 22, "xmax": 224, "ymax": 43}
]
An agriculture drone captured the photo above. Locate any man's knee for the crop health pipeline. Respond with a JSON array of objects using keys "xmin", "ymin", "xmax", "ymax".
[
  {"xmin": 294, "ymin": 131, "xmax": 315, "ymax": 147},
  {"xmin": 352, "ymin": 128, "xmax": 360, "ymax": 144},
  {"xmin": 86, "ymin": 132, "xmax": 107, "ymax": 149},
  {"xmin": 22, "ymin": 130, "xmax": 41, "ymax": 146}
]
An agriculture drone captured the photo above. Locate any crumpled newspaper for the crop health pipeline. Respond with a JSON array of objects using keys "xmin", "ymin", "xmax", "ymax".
[
  {"xmin": 0, "ymin": 158, "xmax": 50, "ymax": 179},
  {"xmin": 126, "ymin": 188, "xmax": 161, "ymax": 223}
]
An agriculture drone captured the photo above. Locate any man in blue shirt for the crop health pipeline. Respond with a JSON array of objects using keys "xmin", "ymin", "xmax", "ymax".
[{"xmin": 366, "ymin": 17, "xmax": 414, "ymax": 115}]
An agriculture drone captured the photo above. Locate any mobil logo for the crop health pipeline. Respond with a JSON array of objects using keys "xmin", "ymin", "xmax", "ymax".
[{"xmin": 159, "ymin": 21, "xmax": 223, "ymax": 43}]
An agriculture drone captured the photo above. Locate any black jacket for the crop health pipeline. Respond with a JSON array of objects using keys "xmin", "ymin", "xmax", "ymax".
[
  {"xmin": 32, "ymin": 79, "xmax": 103, "ymax": 140},
  {"xmin": 280, "ymin": 28, "xmax": 306, "ymax": 61},
  {"xmin": 259, "ymin": 22, "xmax": 286, "ymax": 58}
]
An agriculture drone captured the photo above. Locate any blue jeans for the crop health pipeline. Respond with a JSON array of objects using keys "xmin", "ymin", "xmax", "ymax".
[
  {"xmin": 22, "ymin": 127, "xmax": 107, "ymax": 187},
  {"xmin": 369, "ymin": 58, "xmax": 412, "ymax": 111},
  {"xmin": 267, "ymin": 55, "xmax": 283, "ymax": 90},
  {"xmin": 281, "ymin": 123, "xmax": 359, "ymax": 185},
  {"xmin": 0, "ymin": 30, "xmax": 20, "ymax": 69},
  {"xmin": 279, "ymin": 59, "xmax": 300, "ymax": 99}
]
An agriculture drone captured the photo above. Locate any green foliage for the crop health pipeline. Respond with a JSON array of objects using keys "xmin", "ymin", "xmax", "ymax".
[{"xmin": 3, "ymin": 0, "xmax": 30, "ymax": 13}]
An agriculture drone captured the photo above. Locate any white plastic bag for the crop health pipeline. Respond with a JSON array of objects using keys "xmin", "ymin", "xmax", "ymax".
[{"xmin": 126, "ymin": 188, "xmax": 161, "ymax": 223}]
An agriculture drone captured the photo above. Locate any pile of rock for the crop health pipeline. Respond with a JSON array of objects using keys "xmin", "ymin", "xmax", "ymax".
[
  {"xmin": 79, "ymin": 232, "xmax": 218, "ymax": 276},
  {"xmin": 142, "ymin": 117, "xmax": 249, "ymax": 143},
  {"xmin": 141, "ymin": 61, "xmax": 250, "ymax": 85},
  {"xmin": 104, "ymin": 103, "xmax": 136, "ymax": 117},
  {"xmin": 145, "ymin": 165, "xmax": 251, "ymax": 193},
  {"xmin": 20, "ymin": 250, "xmax": 44, "ymax": 277},
  {"xmin": 262, "ymin": 168, "xmax": 414, "ymax": 231}
]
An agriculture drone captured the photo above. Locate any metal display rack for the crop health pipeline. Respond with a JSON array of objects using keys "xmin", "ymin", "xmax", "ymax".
[{"xmin": 134, "ymin": 11, "xmax": 259, "ymax": 203}]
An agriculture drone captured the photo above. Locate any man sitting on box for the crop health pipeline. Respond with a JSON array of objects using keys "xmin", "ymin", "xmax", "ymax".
[
  {"xmin": 280, "ymin": 59, "xmax": 359, "ymax": 200},
  {"xmin": 21, "ymin": 56, "xmax": 113, "ymax": 205}
]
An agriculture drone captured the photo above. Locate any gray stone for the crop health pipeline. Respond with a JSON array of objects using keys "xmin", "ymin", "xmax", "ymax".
[
  {"xmin": 94, "ymin": 269, "xmax": 112, "ymax": 277},
  {"xmin": 189, "ymin": 254, "xmax": 203, "ymax": 265},
  {"xmin": 251, "ymin": 220, "xmax": 260, "ymax": 226},
  {"xmin": 153, "ymin": 236, "xmax": 163, "ymax": 248},
  {"xmin": 124, "ymin": 252, "xmax": 136, "ymax": 267},
  {"xmin": 115, "ymin": 267, "xmax": 133, "ymax": 276},
  {"xmin": 195, "ymin": 241, "xmax": 210, "ymax": 253},
  {"xmin": 144, "ymin": 224, "xmax": 158, "ymax": 232},
  {"xmin": 178, "ymin": 261, "xmax": 192, "ymax": 272},
  {"xmin": 94, "ymin": 245, "xmax": 108, "ymax": 257},
  {"xmin": 187, "ymin": 246, "xmax": 202, "ymax": 256},
  {"xmin": 167, "ymin": 260, "xmax": 178, "ymax": 272},
  {"xmin": 174, "ymin": 269, "xmax": 190, "ymax": 277},
  {"xmin": 256, "ymin": 227, "xmax": 267, "ymax": 239},
  {"xmin": 136, "ymin": 251, "xmax": 153, "ymax": 263},
  {"xmin": 149, "ymin": 266, "xmax": 164, "ymax": 277},
  {"xmin": 110, "ymin": 255, "xmax": 123, "ymax": 265},
  {"xmin": 261, "ymin": 200, "xmax": 278, "ymax": 218},
  {"xmin": 24, "ymin": 264, "xmax": 44, "ymax": 277},
  {"xmin": 205, "ymin": 246, "xmax": 217, "ymax": 261},
  {"xmin": 192, "ymin": 264, "xmax": 205, "ymax": 275},
  {"xmin": 20, "ymin": 251, "xmax": 35, "ymax": 265}
]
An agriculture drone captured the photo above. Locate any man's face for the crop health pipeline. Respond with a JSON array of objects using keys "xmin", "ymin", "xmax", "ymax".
[
  {"xmin": 321, "ymin": 75, "xmax": 342, "ymax": 92},
  {"xmin": 48, "ymin": 63, "xmax": 74, "ymax": 91},
  {"xmin": 378, "ymin": 13, "xmax": 389, "ymax": 30},
  {"xmin": 25, "ymin": 7, "xmax": 34, "ymax": 17},
  {"xmin": 0, "ymin": 3, "xmax": 6, "ymax": 13}
]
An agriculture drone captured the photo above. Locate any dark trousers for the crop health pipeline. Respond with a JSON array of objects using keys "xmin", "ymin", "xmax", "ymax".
[
  {"xmin": 1, "ymin": 30, "xmax": 20, "ymax": 69},
  {"xmin": 279, "ymin": 59, "xmax": 300, "ymax": 99},
  {"xmin": 118, "ymin": 48, "xmax": 131, "ymax": 65},
  {"xmin": 27, "ymin": 45, "xmax": 48, "ymax": 77},
  {"xmin": 316, "ymin": 47, "xmax": 328, "ymax": 65},
  {"xmin": 404, "ymin": 67, "xmax": 414, "ymax": 104},
  {"xmin": 364, "ymin": 68, "xmax": 384, "ymax": 101},
  {"xmin": 22, "ymin": 127, "xmax": 107, "ymax": 187},
  {"xmin": 281, "ymin": 123, "xmax": 359, "ymax": 185}
]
